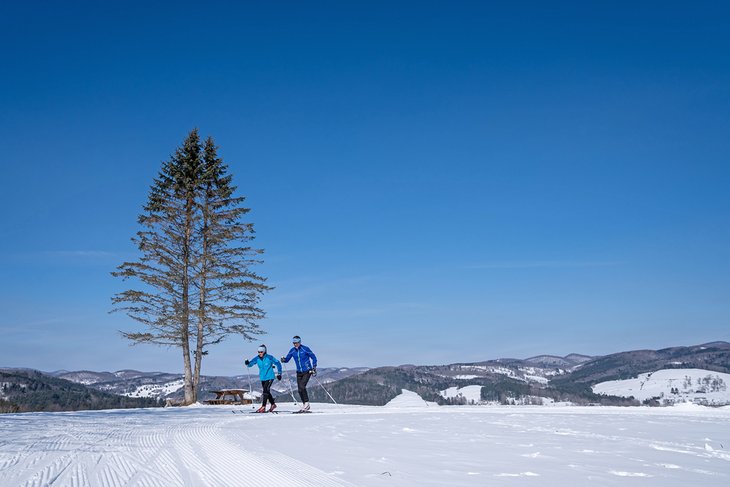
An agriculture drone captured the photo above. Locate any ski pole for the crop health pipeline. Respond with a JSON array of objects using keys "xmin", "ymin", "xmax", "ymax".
[
  {"xmin": 245, "ymin": 363, "xmax": 255, "ymax": 409},
  {"xmin": 282, "ymin": 361, "xmax": 298, "ymax": 405},
  {"xmin": 313, "ymin": 375, "xmax": 340, "ymax": 407}
]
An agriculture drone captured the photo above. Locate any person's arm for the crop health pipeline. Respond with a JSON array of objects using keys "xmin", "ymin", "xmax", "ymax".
[
  {"xmin": 273, "ymin": 356, "xmax": 282, "ymax": 379},
  {"xmin": 273, "ymin": 356, "xmax": 282, "ymax": 375},
  {"xmin": 307, "ymin": 347, "xmax": 318, "ymax": 369},
  {"xmin": 281, "ymin": 349, "xmax": 292, "ymax": 363},
  {"xmin": 246, "ymin": 356, "xmax": 257, "ymax": 367}
]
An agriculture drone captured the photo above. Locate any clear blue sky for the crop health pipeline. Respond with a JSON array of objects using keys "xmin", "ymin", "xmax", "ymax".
[{"xmin": 1, "ymin": 1, "xmax": 729, "ymax": 375}]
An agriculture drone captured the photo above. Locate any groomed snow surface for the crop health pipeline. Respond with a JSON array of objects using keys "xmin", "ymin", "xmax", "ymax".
[{"xmin": 1, "ymin": 391, "xmax": 729, "ymax": 486}]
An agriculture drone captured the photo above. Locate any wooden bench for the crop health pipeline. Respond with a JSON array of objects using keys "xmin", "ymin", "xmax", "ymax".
[{"xmin": 205, "ymin": 389, "xmax": 252, "ymax": 405}]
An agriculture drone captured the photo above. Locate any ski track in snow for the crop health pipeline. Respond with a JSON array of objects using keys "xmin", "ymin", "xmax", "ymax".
[
  {"xmin": 1, "ymin": 402, "xmax": 729, "ymax": 486},
  {"xmin": 0, "ymin": 409, "xmax": 354, "ymax": 487}
]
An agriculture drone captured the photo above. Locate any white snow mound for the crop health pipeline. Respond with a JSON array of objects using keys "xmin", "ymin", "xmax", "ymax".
[{"xmin": 384, "ymin": 389, "xmax": 436, "ymax": 408}]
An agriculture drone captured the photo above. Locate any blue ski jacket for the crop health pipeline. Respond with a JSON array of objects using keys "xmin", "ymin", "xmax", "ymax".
[
  {"xmin": 246, "ymin": 354, "xmax": 282, "ymax": 381},
  {"xmin": 282, "ymin": 345, "xmax": 317, "ymax": 373}
]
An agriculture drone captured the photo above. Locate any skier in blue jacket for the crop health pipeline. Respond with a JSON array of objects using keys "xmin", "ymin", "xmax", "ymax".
[
  {"xmin": 245, "ymin": 345, "xmax": 282, "ymax": 413},
  {"xmin": 281, "ymin": 335, "xmax": 317, "ymax": 412}
]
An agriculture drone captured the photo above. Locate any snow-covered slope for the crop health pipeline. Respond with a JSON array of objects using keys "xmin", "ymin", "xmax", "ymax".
[
  {"xmin": 593, "ymin": 368, "xmax": 730, "ymax": 406},
  {"xmin": 122, "ymin": 379, "xmax": 185, "ymax": 398},
  {"xmin": 440, "ymin": 385, "xmax": 483, "ymax": 404},
  {"xmin": 2, "ymin": 392, "xmax": 730, "ymax": 486},
  {"xmin": 447, "ymin": 363, "xmax": 565, "ymax": 383}
]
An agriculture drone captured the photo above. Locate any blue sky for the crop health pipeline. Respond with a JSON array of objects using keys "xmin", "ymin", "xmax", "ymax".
[{"xmin": 1, "ymin": 1, "xmax": 729, "ymax": 374}]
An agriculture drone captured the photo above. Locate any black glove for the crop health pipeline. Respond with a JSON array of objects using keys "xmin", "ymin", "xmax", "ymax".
[
  {"xmin": 244, "ymin": 359, "xmax": 250, "ymax": 365},
  {"xmin": 280, "ymin": 356, "xmax": 286, "ymax": 362},
  {"xmin": 309, "ymin": 368, "xmax": 317, "ymax": 376},
  {"xmin": 276, "ymin": 374, "xmax": 282, "ymax": 381}
]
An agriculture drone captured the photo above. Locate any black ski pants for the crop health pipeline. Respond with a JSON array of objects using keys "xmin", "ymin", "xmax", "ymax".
[
  {"xmin": 261, "ymin": 379, "xmax": 275, "ymax": 407},
  {"xmin": 296, "ymin": 372, "xmax": 311, "ymax": 403}
]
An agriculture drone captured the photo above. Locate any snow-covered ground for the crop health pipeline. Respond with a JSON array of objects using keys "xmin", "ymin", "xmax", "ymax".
[
  {"xmin": 593, "ymin": 368, "xmax": 730, "ymax": 406},
  {"xmin": 1, "ymin": 392, "xmax": 729, "ymax": 486}
]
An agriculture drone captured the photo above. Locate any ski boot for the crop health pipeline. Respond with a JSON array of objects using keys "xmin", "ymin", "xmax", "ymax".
[
  {"xmin": 268, "ymin": 403, "xmax": 277, "ymax": 413},
  {"xmin": 255, "ymin": 405, "xmax": 267, "ymax": 413}
]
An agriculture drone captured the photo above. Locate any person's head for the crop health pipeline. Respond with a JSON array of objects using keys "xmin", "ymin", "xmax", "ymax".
[
  {"xmin": 292, "ymin": 336, "xmax": 301, "ymax": 348},
  {"xmin": 257, "ymin": 345, "xmax": 267, "ymax": 356}
]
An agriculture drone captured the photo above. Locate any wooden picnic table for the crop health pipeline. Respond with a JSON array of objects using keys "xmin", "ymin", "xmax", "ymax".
[{"xmin": 205, "ymin": 389, "xmax": 252, "ymax": 405}]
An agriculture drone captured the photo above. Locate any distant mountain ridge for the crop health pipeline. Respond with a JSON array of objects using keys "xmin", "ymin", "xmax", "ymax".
[
  {"xmin": 523, "ymin": 353, "xmax": 593, "ymax": 367},
  {"xmin": 52, "ymin": 369, "xmax": 171, "ymax": 385},
  {"xmin": 551, "ymin": 341, "xmax": 730, "ymax": 387},
  {"xmin": 0, "ymin": 369, "xmax": 159, "ymax": 413},
  {"xmin": 45, "ymin": 367, "xmax": 370, "ymax": 403},
  {"xmin": 304, "ymin": 341, "xmax": 730, "ymax": 407},
  {"xmin": 3, "ymin": 341, "xmax": 729, "ymax": 412}
]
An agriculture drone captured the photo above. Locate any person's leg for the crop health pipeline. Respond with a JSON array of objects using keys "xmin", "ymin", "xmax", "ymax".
[
  {"xmin": 297, "ymin": 372, "xmax": 311, "ymax": 403},
  {"xmin": 262, "ymin": 379, "xmax": 276, "ymax": 411},
  {"xmin": 267, "ymin": 379, "xmax": 277, "ymax": 411},
  {"xmin": 258, "ymin": 380, "xmax": 269, "ymax": 411},
  {"xmin": 262, "ymin": 380, "xmax": 274, "ymax": 405}
]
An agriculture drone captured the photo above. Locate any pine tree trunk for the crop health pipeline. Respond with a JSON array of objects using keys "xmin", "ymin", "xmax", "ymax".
[
  {"xmin": 193, "ymin": 211, "xmax": 209, "ymax": 401},
  {"xmin": 193, "ymin": 273, "xmax": 206, "ymax": 399},
  {"xmin": 193, "ymin": 313, "xmax": 204, "ymax": 398},
  {"xmin": 193, "ymin": 284, "xmax": 205, "ymax": 400},
  {"xmin": 181, "ymin": 269, "xmax": 195, "ymax": 404},
  {"xmin": 193, "ymin": 194, "xmax": 212, "ymax": 401},
  {"xmin": 182, "ymin": 196, "xmax": 196, "ymax": 405},
  {"xmin": 182, "ymin": 335, "xmax": 195, "ymax": 405}
]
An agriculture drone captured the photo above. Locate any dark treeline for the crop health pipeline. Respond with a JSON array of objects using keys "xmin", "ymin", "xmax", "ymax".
[{"xmin": 0, "ymin": 370, "xmax": 160, "ymax": 413}]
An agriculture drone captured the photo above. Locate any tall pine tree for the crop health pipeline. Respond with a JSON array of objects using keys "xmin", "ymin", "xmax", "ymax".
[{"xmin": 112, "ymin": 129, "xmax": 270, "ymax": 404}]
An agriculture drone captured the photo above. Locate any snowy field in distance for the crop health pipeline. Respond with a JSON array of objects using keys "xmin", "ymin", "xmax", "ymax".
[
  {"xmin": 1, "ymin": 390, "xmax": 729, "ymax": 486},
  {"xmin": 593, "ymin": 368, "xmax": 730, "ymax": 406},
  {"xmin": 439, "ymin": 384, "xmax": 483, "ymax": 403},
  {"xmin": 123, "ymin": 379, "xmax": 185, "ymax": 398}
]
